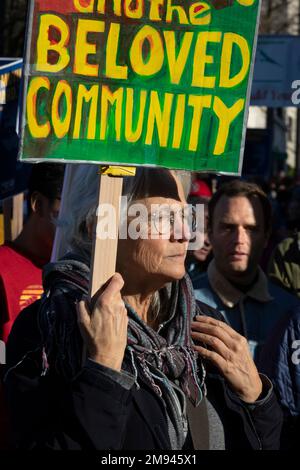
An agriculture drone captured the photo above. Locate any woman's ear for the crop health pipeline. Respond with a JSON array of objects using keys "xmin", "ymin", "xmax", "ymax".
[{"xmin": 263, "ymin": 229, "xmax": 272, "ymax": 249}]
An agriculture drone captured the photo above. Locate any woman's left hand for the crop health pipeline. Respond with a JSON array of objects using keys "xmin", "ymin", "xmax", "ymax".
[{"xmin": 191, "ymin": 316, "xmax": 262, "ymax": 403}]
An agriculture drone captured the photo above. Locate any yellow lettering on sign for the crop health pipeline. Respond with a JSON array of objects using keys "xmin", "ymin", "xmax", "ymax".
[
  {"xmin": 27, "ymin": 77, "xmax": 50, "ymax": 138},
  {"xmin": 125, "ymin": 88, "xmax": 147, "ymax": 143},
  {"xmin": 164, "ymin": 31, "xmax": 193, "ymax": 85},
  {"xmin": 74, "ymin": 19, "xmax": 105, "ymax": 77},
  {"xmin": 74, "ymin": 0, "xmax": 123, "ymax": 14},
  {"xmin": 166, "ymin": 0, "xmax": 189, "ymax": 24},
  {"xmin": 52, "ymin": 80, "xmax": 72, "ymax": 139},
  {"xmin": 236, "ymin": 0, "xmax": 255, "ymax": 6},
  {"xmin": 213, "ymin": 97, "xmax": 245, "ymax": 155},
  {"xmin": 192, "ymin": 32, "xmax": 222, "ymax": 88},
  {"xmin": 73, "ymin": 0, "xmax": 94, "ymax": 13},
  {"xmin": 97, "ymin": 0, "xmax": 104, "ymax": 12},
  {"xmin": 149, "ymin": 0, "xmax": 164, "ymax": 21},
  {"xmin": 219, "ymin": 33, "xmax": 250, "ymax": 88},
  {"xmin": 36, "ymin": 15, "xmax": 70, "ymax": 73},
  {"xmin": 146, "ymin": 91, "xmax": 173, "ymax": 147},
  {"xmin": 124, "ymin": 0, "xmax": 143, "ymax": 19},
  {"xmin": 189, "ymin": 2, "xmax": 211, "ymax": 25},
  {"xmin": 100, "ymin": 86, "xmax": 123, "ymax": 141},
  {"xmin": 106, "ymin": 23, "xmax": 128, "ymax": 80},
  {"xmin": 172, "ymin": 94, "xmax": 186, "ymax": 149},
  {"xmin": 97, "ymin": 0, "xmax": 122, "ymax": 15},
  {"xmin": 188, "ymin": 95, "xmax": 212, "ymax": 151},
  {"xmin": 73, "ymin": 84, "xmax": 99, "ymax": 139},
  {"xmin": 130, "ymin": 26, "xmax": 164, "ymax": 76}
]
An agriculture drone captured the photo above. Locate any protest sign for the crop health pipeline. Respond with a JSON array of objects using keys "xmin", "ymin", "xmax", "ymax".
[{"xmin": 20, "ymin": 0, "xmax": 261, "ymax": 175}]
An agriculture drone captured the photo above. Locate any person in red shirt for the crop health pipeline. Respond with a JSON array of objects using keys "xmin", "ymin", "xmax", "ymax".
[
  {"xmin": 0, "ymin": 163, "xmax": 65, "ymax": 342},
  {"xmin": 0, "ymin": 163, "xmax": 64, "ymax": 449}
]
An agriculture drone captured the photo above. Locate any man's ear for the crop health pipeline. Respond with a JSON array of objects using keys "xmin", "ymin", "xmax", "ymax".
[
  {"xmin": 30, "ymin": 191, "xmax": 45, "ymax": 216},
  {"xmin": 207, "ymin": 225, "xmax": 213, "ymax": 243},
  {"xmin": 263, "ymin": 229, "xmax": 271, "ymax": 248}
]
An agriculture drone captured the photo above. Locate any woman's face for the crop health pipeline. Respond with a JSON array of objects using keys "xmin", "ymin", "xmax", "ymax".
[{"xmin": 117, "ymin": 175, "xmax": 191, "ymax": 292}]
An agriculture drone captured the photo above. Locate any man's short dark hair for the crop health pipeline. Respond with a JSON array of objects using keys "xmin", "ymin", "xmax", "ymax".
[
  {"xmin": 27, "ymin": 163, "xmax": 65, "ymax": 213},
  {"xmin": 208, "ymin": 179, "xmax": 272, "ymax": 233}
]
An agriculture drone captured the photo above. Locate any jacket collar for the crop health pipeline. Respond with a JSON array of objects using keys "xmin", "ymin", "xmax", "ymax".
[{"xmin": 207, "ymin": 260, "xmax": 273, "ymax": 308}]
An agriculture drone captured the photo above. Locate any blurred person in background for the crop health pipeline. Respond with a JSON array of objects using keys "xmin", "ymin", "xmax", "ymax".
[
  {"xmin": 192, "ymin": 180, "xmax": 300, "ymax": 364},
  {"xmin": 185, "ymin": 179, "xmax": 213, "ymax": 283},
  {"xmin": 0, "ymin": 162, "xmax": 64, "ymax": 450},
  {"xmin": 268, "ymin": 185, "xmax": 300, "ymax": 298},
  {"xmin": 0, "ymin": 163, "xmax": 64, "ymax": 343}
]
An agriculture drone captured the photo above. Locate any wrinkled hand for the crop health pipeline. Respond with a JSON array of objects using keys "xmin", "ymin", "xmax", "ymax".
[
  {"xmin": 191, "ymin": 316, "xmax": 262, "ymax": 403},
  {"xmin": 77, "ymin": 273, "xmax": 128, "ymax": 372}
]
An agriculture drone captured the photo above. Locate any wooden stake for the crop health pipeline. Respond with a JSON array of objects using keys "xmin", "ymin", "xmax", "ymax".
[
  {"xmin": 2, "ymin": 198, "xmax": 12, "ymax": 241},
  {"xmin": 89, "ymin": 174, "xmax": 123, "ymax": 298},
  {"xmin": 3, "ymin": 193, "xmax": 24, "ymax": 242}
]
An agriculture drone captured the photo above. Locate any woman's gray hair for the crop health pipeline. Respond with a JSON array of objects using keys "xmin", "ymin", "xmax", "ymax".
[{"xmin": 57, "ymin": 165, "xmax": 191, "ymax": 259}]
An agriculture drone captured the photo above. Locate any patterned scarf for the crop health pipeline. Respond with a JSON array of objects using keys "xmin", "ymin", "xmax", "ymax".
[
  {"xmin": 125, "ymin": 276, "xmax": 205, "ymax": 407},
  {"xmin": 39, "ymin": 254, "xmax": 206, "ymax": 447}
]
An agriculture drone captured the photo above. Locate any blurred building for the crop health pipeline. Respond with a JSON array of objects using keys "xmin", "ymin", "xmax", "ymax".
[
  {"xmin": 0, "ymin": 0, "xmax": 28, "ymax": 58},
  {"xmin": 245, "ymin": 0, "xmax": 300, "ymax": 179},
  {"xmin": 260, "ymin": 0, "xmax": 299, "ymax": 35}
]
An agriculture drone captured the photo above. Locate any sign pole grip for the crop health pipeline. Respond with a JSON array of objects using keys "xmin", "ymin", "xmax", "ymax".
[
  {"xmin": 3, "ymin": 193, "xmax": 24, "ymax": 242},
  {"xmin": 88, "ymin": 174, "xmax": 123, "ymax": 299}
]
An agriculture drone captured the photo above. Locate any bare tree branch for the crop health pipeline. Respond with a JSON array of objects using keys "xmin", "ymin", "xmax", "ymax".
[{"xmin": 260, "ymin": 0, "xmax": 300, "ymax": 34}]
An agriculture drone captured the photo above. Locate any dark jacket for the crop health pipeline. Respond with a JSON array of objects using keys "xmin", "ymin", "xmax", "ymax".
[
  {"xmin": 258, "ymin": 309, "xmax": 300, "ymax": 449},
  {"xmin": 4, "ymin": 299, "xmax": 282, "ymax": 450}
]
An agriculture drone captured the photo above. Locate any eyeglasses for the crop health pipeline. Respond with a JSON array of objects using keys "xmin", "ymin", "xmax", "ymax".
[{"xmin": 150, "ymin": 206, "xmax": 197, "ymax": 236}]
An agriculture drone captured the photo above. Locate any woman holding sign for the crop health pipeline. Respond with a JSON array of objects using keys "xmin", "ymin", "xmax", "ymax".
[{"xmin": 4, "ymin": 167, "xmax": 281, "ymax": 450}]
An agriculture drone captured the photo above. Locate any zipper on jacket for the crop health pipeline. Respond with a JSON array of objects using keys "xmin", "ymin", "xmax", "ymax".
[{"xmin": 244, "ymin": 406, "xmax": 263, "ymax": 450}]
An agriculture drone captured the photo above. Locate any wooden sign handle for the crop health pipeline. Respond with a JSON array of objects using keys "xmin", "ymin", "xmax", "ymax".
[
  {"xmin": 89, "ymin": 174, "xmax": 123, "ymax": 299},
  {"xmin": 3, "ymin": 193, "xmax": 24, "ymax": 242}
]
